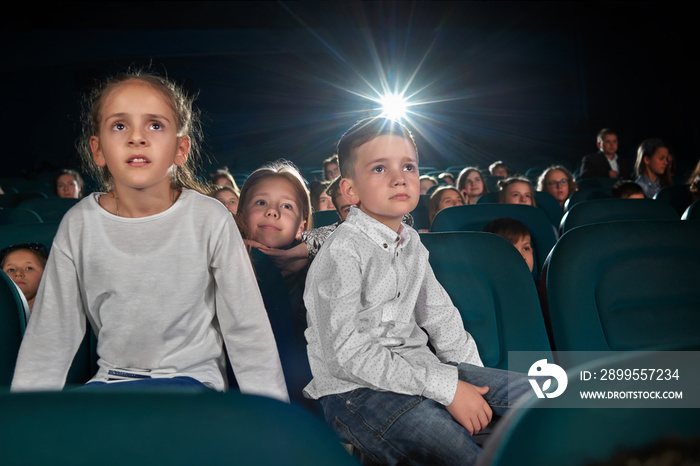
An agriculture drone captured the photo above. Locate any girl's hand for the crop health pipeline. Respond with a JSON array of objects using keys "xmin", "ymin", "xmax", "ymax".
[
  {"xmin": 446, "ymin": 380, "xmax": 492, "ymax": 436},
  {"xmin": 244, "ymin": 240, "xmax": 309, "ymax": 276}
]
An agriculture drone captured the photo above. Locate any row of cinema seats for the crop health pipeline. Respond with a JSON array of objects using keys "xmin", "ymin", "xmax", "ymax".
[
  {"xmin": 0, "ymin": 221, "xmax": 358, "ymax": 465},
  {"xmin": 2, "ymin": 186, "xmax": 700, "ymax": 464},
  {"xmin": 0, "ymin": 198, "xmax": 80, "ymax": 225}
]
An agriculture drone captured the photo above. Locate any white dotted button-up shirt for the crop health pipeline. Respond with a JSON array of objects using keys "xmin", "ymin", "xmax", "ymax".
[{"xmin": 303, "ymin": 207, "xmax": 482, "ymax": 406}]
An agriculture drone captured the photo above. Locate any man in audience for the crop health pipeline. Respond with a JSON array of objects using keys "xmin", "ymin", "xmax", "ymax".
[{"xmin": 579, "ymin": 128, "xmax": 631, "ymax": 179}]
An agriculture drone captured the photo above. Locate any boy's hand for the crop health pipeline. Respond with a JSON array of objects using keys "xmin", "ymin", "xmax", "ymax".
[
  {"xmin": 244, "ymin": 240, "xmax": 309, "ymax": 276},
  {"xmin": 446, "ymin": 380, "xmax": 492, "ymax": 436}
]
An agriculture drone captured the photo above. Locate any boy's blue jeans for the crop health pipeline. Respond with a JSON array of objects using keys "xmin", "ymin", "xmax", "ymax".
[{"xmin": 319, "ymin": 363, "xmax": 532, "ymax": 466}]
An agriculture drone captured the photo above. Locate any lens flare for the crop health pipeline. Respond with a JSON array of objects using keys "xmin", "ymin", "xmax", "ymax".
[{"xmin": 380, "ymin": 93, "xmax": 409, "ymax": 121}]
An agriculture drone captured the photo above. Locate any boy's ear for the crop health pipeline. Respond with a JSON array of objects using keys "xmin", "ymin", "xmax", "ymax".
[
  {"xmin": 90, "ymin": 136, "xmax": 106, "ymax": 167},
  {"xmin": 174, "ymin": 135, "xmax": 191, "ymax": 166},
  {"xmin": 340, "ymin": 177, "xmax": 361, "ymax": 205}
]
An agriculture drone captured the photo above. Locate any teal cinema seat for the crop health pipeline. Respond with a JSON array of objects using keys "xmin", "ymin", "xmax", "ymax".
[
  {"xmin": 16, "ymin": 197, "xmax": 80, "ymax": 223},
  {"xmin": 0, "ymin": 390, "xmax": 359, "ymax": 466},
  {"xmin": 430, "ymin": 204, "xmax": 557, "ymax": 280},
  {"xmin": 409, "ymin": 193, "xmax": 431, "ymax": 231},
  {"xmin": 654, "ymin": 184, "xmax": 692, "ymax": 216},
  {"xmin": 681, "ymin": 199, "xmax": 700, "ymax": 220},
  {"xmin": 420, "ymin": 232, "xmax": 552, "ymax": 372},
  {"xmin": 564, "ymin": 188, "xmax": 611, "ymax": 211},
  {"xmin": 0, "ymin": 272, "xmax": 28, "ymax": 387},
  {"xmin": 477, "ymin": 191, "xmax": 563, "ymax": 228},
  {"xmin": 541, "ymin": 220, "xmax": 700, "ymax": 367},
  {"xmin": 477, "ymin": 348, "xmax": 700, "ymax": 466},
  {"xmin": 311, "ymin": 209, "xmax": 340, "ymax": 228},
  {"xmin": 559, "ymin": 198, "xmax": 679, "ymax": 234},
  {"xmin": 0, "ymin": 208, "xmax": 43, "ymax": 226}
]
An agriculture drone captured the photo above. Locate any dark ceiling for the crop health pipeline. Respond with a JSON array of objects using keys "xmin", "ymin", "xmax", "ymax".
[{"xmin": 2, "ymin": 1, "xmax": 696, "ymax": 180}]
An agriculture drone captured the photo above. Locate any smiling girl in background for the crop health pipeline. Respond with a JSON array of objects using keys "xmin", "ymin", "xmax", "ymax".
[{"xmin": 11, "ymin": 71, "xmax": 287, "ymax": 399}]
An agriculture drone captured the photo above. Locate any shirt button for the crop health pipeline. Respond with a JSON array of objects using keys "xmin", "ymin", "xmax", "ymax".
[
  {"xmin": 395, "ymin": 236, "xmax": 400, "ymax": 242},
  {"xmin": 397, "ymin": 292, "xmax": 401, "ymax": 298},
  {"xmin": 383, "ymin": 243, "xmax": 388, "ymax": 248}
]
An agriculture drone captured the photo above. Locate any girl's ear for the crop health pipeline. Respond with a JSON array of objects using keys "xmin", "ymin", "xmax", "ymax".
[
  {"xmin": 174, "ymin": 135, "xmax": 191, "ymax": 166},
  {"xmin": 90, "ymin": 136, "xmax": 106, "ymax": 167},
  {"xmin": 295, "ymin": 218, "xmax": 307, "ymax": 241},
  {"xmin": 340, "ymin": 177, "xmax": 360, "ymax": 205}
]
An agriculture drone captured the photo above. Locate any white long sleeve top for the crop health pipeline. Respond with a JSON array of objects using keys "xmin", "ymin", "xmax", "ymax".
[
  {"xmin": 11, "ymin": 190, "xmax": 288, "ymax": 402},
  {"xmin": 303, "ymin": 207, "xmax": 482, "ymax": 406}
]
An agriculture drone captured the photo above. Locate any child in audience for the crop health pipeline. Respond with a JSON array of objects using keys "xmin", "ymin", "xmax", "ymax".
[
  {"xmin": 210, "ymin": 166, "xmax": 240, "ymax": 191},
  {"xmin": 237, "ymin": 161, "xmax": 315, "ymax": 411},
  {"xmin": 12, "ymin": 71, "xmax": 287, "ymax": 400},
  {"xmin": 54, "ymin": 169, "xmax": 84, "ymax": 199},
  {"xmin": 634, "ymin": 139, "xmax": 671, "ymax": 198},
  {"xmin": 309, "ymin": 181, "xmax": 334, "ymax": 212},
  {"xmin": 419, "ymin": 174, "xmax": 438, "ymax": 194},
  {"xmin": 210, "ymin": 184, "xmax": 240, "ymax": 215},
  {"xmin": 429, "ymin": 185, "xmax": 465, "ymax": 223},
  {"xmin": 237, "ymin": 160, "xmax": 311, "ymax": 251},
  {"xmin": 303, "ymin": 117, "xmax": 531, "ymax": 465},
  {"xmin": 537, "ymin": 165, "xmax": 577, "ymax": 210},
  {"xmin": 498, "ymin": 176, "xmax": 537, "ymax": 206},
  {"xmin": 483, "ymin": 218, "xmax": 534, "ymax": 272},
  {"xmin": 457, "ymin": 167, "xmax": 489, "ymax": 204},
  {"xmin": 322, "ymin": 154, "xmax": 340, "ymax": 181},
  {"xmin": 438, "ymin": 171, "xmax": 455, "ymax": 185},
  {"xmin": 1, "ymin": 243, "xmax": 47, "ymax": 312},
  {"xmin": 611, "ymin": 180, "xmax": 645, "ymax": 199},
  {"xmin": 489, "ymin": 161, "xmax": 509, "ymax": 178}
]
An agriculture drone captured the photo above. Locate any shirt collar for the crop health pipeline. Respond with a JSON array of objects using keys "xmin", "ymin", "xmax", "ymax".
[{"xmin": 346, "ymin": 207, "xmax": 411, "ymax": 251}]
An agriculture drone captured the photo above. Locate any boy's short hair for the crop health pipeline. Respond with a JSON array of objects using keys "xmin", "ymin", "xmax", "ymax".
[
  {"xmin": 326, "ymin": 176, "xmax": 343, "ymax": 211},
  {"xmin": 483, "ymin": 217, "xmax": 531, "ymax": 246},
  {"xmin": 336, "ymin": 117, "xmax": 417, "ymax": 179},
  {"xmin": 489, "ymin": 161, "xmax": 508, "ymax": 175},
  {"xmin": 611, "ymin": 180, "xmax": 644, "ymax": 198},
  {"xmin": 596, "ymin": 128, "xmax": 617, "ymax": 145}
]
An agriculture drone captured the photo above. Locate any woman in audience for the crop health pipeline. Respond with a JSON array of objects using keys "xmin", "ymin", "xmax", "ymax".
[
  {"xmin": 498, "ymin": 176, "xmax": 537, "ymax": 207},
  {"xmin": 309, "ymin": 181, "xmax": 334, "ymax": 212},
  {"xmin": 428, "ymin": 186, "xmax": 465, "ymax": 224},
  {"xmin": 12, "ymin": 71, "xmax": 287, "ymax": 400},
  {"xmin": 456, "ymin": 167, "xmax": 489, "ymax": 204},
  {"xmin": 537, "ymin": 165, "xmax": 577, "ymax": 210},
  {"xmin": 1, "ymin": 243, "xmax": 47, "ymax": 313},
  {"xmin": 54, "ymin": 169, "xmax": 84, "ymax": 199},
  {"xmin": 634, "ymin": 139, "xmax": 671, "ymax": 198}
]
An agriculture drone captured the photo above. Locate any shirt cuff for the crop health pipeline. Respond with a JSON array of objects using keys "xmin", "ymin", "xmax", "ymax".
[{"xmin": 423, "ymin": 362, "xmax": 459, "ymax": 406}]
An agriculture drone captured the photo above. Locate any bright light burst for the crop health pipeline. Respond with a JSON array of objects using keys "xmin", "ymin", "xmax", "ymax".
[{"xmin": 379, "ymin": 93, "xmax": 409, "ymax": 121}]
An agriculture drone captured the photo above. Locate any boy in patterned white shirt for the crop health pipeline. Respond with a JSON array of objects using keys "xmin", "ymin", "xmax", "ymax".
[{"xmin": 303, "ymin": 117, "xmax": 530, "ymax": 465}]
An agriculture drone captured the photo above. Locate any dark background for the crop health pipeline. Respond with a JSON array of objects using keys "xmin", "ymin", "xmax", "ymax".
[{"xmin": 2, "ymin": 1, "xmax": 696, "ymax": 181}]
